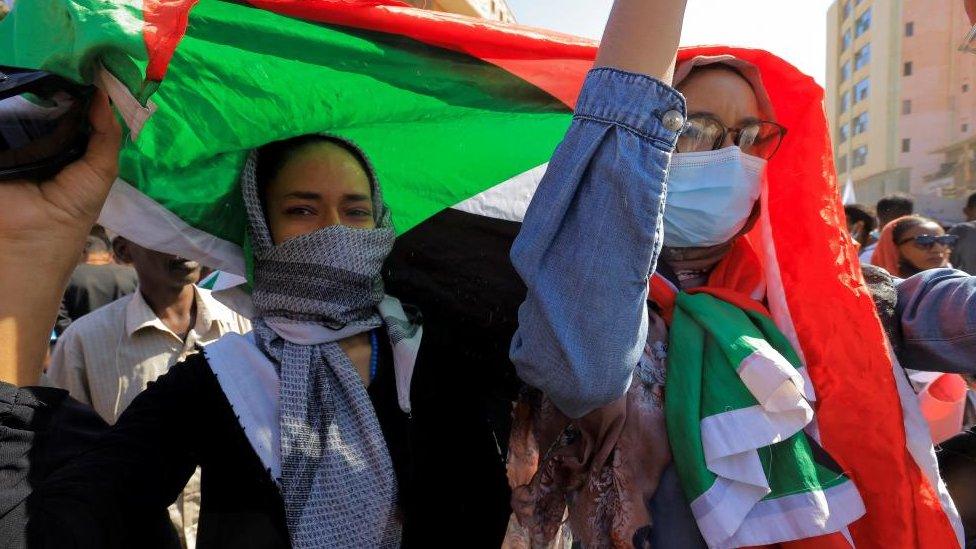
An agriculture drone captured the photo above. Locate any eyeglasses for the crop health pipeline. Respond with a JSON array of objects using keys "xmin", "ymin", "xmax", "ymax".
[
  {"xmin": 676, "ymin": 114, "xmax": 788, "ymax": 160},
  {"xmin": 896, "ymin": 234, "xmax": 959, "ymax": 250}
]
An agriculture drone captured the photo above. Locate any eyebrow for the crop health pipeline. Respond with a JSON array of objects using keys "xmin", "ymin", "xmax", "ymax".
[
  {"xmin": 281, "ymin": 191, "xmax": 371, "ymax": 203},
  {"xmin": 283, "ymin": 191, "xmax": 322, "ymax": 200},
  {"xmin": 342, "ymin": 193, "xmax": 371, "ymax": 204},
  {"xmin": 689, "ymin": 111, "xmax": 763, "ymax": 126}
]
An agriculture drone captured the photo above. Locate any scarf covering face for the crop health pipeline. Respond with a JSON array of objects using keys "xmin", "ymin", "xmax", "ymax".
[{"xmin": 241, "ymin": 139, "xmax": 400, "ymax": 548}]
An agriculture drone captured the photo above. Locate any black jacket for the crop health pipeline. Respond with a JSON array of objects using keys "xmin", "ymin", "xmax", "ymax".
[{"xmin": 15, "ymin": 320, "xmax": 514, "ymax": 548}]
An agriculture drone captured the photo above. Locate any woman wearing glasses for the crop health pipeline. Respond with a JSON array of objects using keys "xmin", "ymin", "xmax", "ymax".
[
  {"xmin": 507, "ymin": 48, "xmax": 976, "ymax": 547},
  {"xmin": 872, "ymin": 215, "xmax": 956, "ymax": 277}
]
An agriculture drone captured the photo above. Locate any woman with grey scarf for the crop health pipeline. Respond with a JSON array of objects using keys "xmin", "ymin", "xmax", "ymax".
[{"xmin": 21, "ymin": 135, "xmax": 427, "ymax": 548}]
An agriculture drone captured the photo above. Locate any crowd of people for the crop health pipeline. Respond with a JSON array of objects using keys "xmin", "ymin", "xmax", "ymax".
[
  {"xmin": 1, "ymin": 0, "xmax": 976, "ymax": 547},
  {"xmin": 845, "ymin": 192, "xmax": 976, "ymax": 278}
]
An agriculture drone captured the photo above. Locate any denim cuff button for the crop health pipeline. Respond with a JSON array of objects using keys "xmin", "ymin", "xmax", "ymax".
[{"xmin": 662, "ymin": 110, "xmax": 685, "ymax": 133}]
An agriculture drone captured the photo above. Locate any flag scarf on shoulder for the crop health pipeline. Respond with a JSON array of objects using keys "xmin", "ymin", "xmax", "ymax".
[{"xmin": 666, "ymin": 292, "xmax": 864, "ymax": 548}]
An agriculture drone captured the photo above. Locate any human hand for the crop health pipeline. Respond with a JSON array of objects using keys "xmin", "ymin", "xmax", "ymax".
[
  {"xmin": 0, "ymin": 89, "xmax": 121, "ymax": 246},
  {"xmin": 0, "ymin": 89, "xmax": 122, "ymax": 385}
]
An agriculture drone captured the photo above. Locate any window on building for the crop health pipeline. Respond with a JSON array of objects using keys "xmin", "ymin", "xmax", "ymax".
[
  {"xmin": 843, "ymin": 0, "xmax": 852, "ymax": 20},
  {"xmin": 964, "ymin": 83, "xmax": 970, "ymax": 93},
  {"xmin": 902, "ymin": 138, "xmax": 911, "ymax": 153},
  {"xmin": 854, "ymin": 44, "xmax": 871, "ymax": 71},
  {"xmin": 855, "ymin": 8, "xmax": 872, "ymax": 38},
  {"xmin": 902, "ymin": 99, "xmax": 912, "ymax": 114},
  {"xmin": 838, "ymin": 154, "xmax": 848, "ymax": 174},
  {"xmin": 904, "ymin": 61, "xmax": 913, "ymax": 76},
  {"xmin": 852, "ymin": 112, "xmax": 869, "ymax": 135},
  {"xmin": 964, "ymin": 123, "xmax": 970, "ymax": 133},
  {"xmin": 852, "ymin": 145, "xmax": 869, "ymax": 168},
  {"xmin": 839, "ymin": 123, "xmax": 850, "ymax": 144},
  {"xmin": 840, "ymin": 90, "xmax": 851, "ymax": 114},
  {"xmin": 854, "ymin": 78, "xmax": 870, "ymax": 103},
  {"xmin": 841, "ymin": 60, "xmax": 852, "ymax": 83},
  {"xmin": 905, "ymin": 22, "xmax": 914, "ymax": 37},
  {"xmin": 842, "ymin": 29, "xmax": 852, "ymax": 52}
]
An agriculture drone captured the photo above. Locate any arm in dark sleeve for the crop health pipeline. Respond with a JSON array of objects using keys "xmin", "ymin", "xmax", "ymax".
[
  {"xmin": 509, "ymin": 68, "xmax": 685, "ymax": 418},
  {"xmin": 26, "ymin": 356, "xmax": 211, "ymax": 548},
  {"xmin": 894, "ymin": 268, "xmax": 976, "ymax": 375}
]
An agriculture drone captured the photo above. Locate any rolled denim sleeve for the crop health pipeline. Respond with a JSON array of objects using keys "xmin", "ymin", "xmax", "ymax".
[
  {"xmin": 509, "ymin": 68, "xmax": 685, "ymax": 419},
  {"xmin": 895, "ymin": 268, "xmax": 976, "ymax": 375}
]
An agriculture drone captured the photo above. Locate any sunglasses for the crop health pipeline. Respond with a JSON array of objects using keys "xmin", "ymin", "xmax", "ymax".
[
  {"xmin": 897, "ymin": 234, "xmax": 959, "ymax": 250},
  {"xmin": 676, "ymin": 114, "xmax": 788, "ymax": 160}
]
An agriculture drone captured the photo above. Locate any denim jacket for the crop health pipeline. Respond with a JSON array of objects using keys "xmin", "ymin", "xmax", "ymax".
[
  {"xmin": 509, "ymin": 68, "xmax": 685, "ymax": 419},
  {"xmin": 510, "ymin": 68, "xmax": 976, "ymax": 420},
  {"xmin": 896, "ymin": 268, "xmax": 976, "ymax": 375}
]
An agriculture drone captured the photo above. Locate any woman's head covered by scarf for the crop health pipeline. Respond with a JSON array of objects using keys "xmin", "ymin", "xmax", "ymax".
[
  {"xmin": 241, "ymin": 134, "xmax": 395, "ymax": 327},
  {"xmin": 662, "ymin": 47, "xmax": 961, "ymax": 544},
  {"xmin": 238, "ymin": 135, "xmax": 402, "ymax": 546},
  {"xmin": 871, "ymin": 214, "xmax": 950, "ymax": 277},
  {"xmin": 659, "ymin": 55, "xmax": 777, "ymax": 273}
]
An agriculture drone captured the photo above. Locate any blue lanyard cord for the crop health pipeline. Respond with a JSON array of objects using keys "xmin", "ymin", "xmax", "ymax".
[{"xmin": 369, "ymin": 329, "xmax": 380, "ymax": 381}]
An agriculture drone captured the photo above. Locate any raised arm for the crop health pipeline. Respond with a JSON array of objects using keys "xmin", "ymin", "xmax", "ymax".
[
  {"xmin": 509, "ymin": 0, "xmax": 688, "ymax": 418},
  {"xmin": 0, "ymin": 91, "xmax": 121, "ymax": 385},
  {"xmin": 594, "ymin": 0, "xmax": 688, "ymax": 82}
]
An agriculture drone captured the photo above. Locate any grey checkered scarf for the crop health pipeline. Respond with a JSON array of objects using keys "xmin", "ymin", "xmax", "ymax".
[{"xmin": 241, "ymin": 140, "xmax": 401, "ymax": 548}]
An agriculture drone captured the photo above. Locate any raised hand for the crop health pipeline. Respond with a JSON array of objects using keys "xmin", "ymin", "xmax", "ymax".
[{"xmin": 0, "ymin": 89, "xmax": 122, "ymax": 385}]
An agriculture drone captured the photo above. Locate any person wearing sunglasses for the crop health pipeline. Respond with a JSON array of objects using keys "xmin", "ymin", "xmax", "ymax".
[{"xmin": 871, "ymin": 215, "xmax": 956, "ymax": 278}]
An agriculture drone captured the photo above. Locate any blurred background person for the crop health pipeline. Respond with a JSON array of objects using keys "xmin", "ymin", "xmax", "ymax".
[
  {"xmin": 55, "ymin": 225, "xmax": 137, "ymax": 336},
  {"xmin": 844, "ymin": 203, "xmax": 878, "ymax": 261},
  {"xmin": 46, "ymin": 237, "xmax": 251, "ymax": 549},
  {"xmin": 862, "ymin": 194, "xmax": 915, "ymax": 265},
  {"xmin": 872, "ymin": 215, "xmax": 956, "ymax": 278},
  {"xmin": 950, "ymin": 191, "xmax": 976, "ymax": 275},
  {"xmin": 877, "ymin": 193, "xmax": 916, "ymax": 229}
]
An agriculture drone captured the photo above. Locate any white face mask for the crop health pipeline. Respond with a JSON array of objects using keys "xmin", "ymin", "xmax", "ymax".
[{"xmin": 662, "ymin": 146, "xmax": 766, "ymax": 248}]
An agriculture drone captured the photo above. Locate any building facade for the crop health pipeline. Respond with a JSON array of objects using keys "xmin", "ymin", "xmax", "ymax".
[
  {"xmin": 827, "ymin": 0, "xmax": 976, "ymax": 222},
  {"xmin": 402, "ymin": 0, "xmax": 515, "ymax": 23}
]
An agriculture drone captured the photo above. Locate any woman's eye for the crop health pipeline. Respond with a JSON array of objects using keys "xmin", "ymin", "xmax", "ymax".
[
  {"xmin": 285, "ymin": 206, "xmax": 316, "ymax": 216},
  {"xmin": 348, "ymin": 209, "xmax": 373, "ymax": 218}
]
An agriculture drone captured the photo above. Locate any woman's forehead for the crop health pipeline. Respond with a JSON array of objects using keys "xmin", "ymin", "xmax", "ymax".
[
  {"xmin": 272, "ymin": 145, "xmax": 372, "ymax": 193},
  {"xmin": 904, "ymin": 222, "xmax": 944, "ymax": 236},
  {"xmin": 679, "ymin": 68, "xmax": 762, "ymax": 124}
]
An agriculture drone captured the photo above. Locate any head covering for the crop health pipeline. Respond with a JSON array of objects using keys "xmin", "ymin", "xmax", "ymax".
[
  {"xmin": 660, "ymin": 55, "xmax": 771, "ymax": 278},
  {"xmin": 672, "ymin": 54, "xmax": 777, "ymax": 121},
  {"xmin": 241, "ymin": 136, "xmax": 400, "ymax": 548},
  {"xmin": 661, "ymin": 48, "xmax": 960, "ymax": 545},
  {"xmin": 871, "ymin": 215, "xmax": 926, "ymax": 277}
]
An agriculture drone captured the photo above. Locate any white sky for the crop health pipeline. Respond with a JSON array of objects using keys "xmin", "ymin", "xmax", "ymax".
[{"xmin": 506, "ymin": 0, "xmax": 835, "ymax": 86}]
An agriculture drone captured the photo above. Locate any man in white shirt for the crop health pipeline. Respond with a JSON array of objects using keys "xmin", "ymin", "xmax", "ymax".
[{"xmin": 47, "ymin": 237, "xmax": 251, "ymax": 549}]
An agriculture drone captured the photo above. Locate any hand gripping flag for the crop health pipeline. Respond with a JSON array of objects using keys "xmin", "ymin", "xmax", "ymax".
[{"xmin": 0, "ymin": 1, "xmax": 963, "ymax": 546}]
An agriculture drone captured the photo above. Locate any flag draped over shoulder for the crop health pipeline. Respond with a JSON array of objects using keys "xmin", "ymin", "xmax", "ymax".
[
  {"xmin": 0, "ymin": 1, "xmax": 963, "ymax": 546},
  {"xmin": 667, "ymin": 292, "xmax": 863, "ymax": 548}
]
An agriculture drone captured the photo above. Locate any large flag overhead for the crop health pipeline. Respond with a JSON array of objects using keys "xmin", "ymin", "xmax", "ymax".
[
  {"xmin": 0, "ymin": 1, "xmax": 963, "ymax": 546},
  {"xmin": 1, "ymin": 0, "xmax": 594, "ymax": 275}
]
